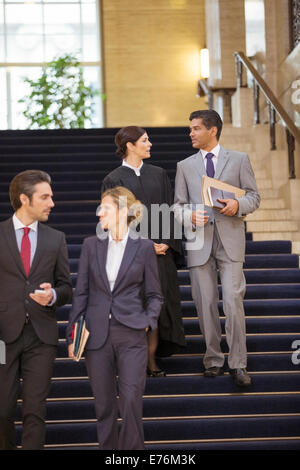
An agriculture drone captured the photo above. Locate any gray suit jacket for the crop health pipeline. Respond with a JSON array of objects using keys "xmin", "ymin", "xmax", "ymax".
[
  {"xmin": 66, "ymin": 233, "xmax": 163, "ymax": 350},
  {"xmin": 174, "ymin": 146, "xmax": 260, "ymax": 267}
]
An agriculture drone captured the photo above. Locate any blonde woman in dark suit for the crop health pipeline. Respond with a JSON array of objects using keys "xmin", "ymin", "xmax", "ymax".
[{"xmin": 67, "ymin": 186, "xmax": 163, "ymax": 450}]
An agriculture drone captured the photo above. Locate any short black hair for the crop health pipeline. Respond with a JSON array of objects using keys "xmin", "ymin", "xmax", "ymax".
[
  {"xmin": 9, "ymin": 169, "xmax": 51, "ymax": 211},
  {"xmin": 189, "ymin": 109, "xmax": 223, "ymax": 140}
]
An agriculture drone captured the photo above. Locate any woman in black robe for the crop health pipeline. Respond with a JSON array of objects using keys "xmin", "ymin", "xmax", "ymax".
[{"xmin": 101, "ymin": 126, "xmax": 186, "ymax": 376}]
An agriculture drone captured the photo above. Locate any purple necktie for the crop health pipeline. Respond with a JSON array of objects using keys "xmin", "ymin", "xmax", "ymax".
[{"xmin": 206, "ymin": 153, "xmax": 215, "ymax": 178}]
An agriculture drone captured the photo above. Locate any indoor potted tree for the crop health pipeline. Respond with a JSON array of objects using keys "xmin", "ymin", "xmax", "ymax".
[{"xmin": 19, "ymin": 53, "xmax": 100, "ymax": 129}]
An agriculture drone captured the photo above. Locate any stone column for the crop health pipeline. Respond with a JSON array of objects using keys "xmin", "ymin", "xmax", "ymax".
[{"xmin": 205, "ymin": 0, "xmax": 246, "ymax": 122}]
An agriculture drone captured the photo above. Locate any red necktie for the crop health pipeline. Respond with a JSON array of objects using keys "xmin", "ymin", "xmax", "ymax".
[{"xmin": 21, "ymin": 227, "xmax": 31, "ymax": 277}]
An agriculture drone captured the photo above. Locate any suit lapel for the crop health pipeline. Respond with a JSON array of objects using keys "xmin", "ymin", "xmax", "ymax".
[
  {"xmin": 96, "ymin": 237, "xmax": 111, "ymax": 294},
  {"xmin": 3, "ymin": 218, "xmax": 26, "ymax": 278},
  {"xmin": 194, "ymin": 151, "xmax": 206, "ymax": 179},
  {"xmin": 215, "ymin": 146, "xmax": 229, "ymax": 179},
  {"xmin": 112, "ymin": 235, "xmax": 140, "ymax": 292},
  {"xmin": 29, "ymin": 222, "xmax": 47, "ymax": 277}
]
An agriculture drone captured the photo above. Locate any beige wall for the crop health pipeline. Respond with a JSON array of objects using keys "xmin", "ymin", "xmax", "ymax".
[
  {"xmin": 264, "ymin": 0, "xmax": 291, "ymax": 95},
  {"xmin": 101, "ymin": 0, "xmax": 206, "ymax": 127},
  {"xmin": 206, "ymin": 0, "xmax": 246, "ymax": 88}
]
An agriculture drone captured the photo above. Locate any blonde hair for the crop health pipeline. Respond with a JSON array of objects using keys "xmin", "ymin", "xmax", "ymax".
[{"xmin": 101, "ymin": 186, "xmax": 143, "ymax": 226}]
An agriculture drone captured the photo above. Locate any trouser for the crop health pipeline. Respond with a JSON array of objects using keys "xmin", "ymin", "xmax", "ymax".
[
  {"xmin": 85, "ymin": 315, "xmax": 148, "ymax": 450},
  {"xmin": 189, "ymin": 226, "xmax": 247, "ymax": 370},
  {"xmin": 0, "ymin": 322, "xmax": 57, "ymax": 450}
]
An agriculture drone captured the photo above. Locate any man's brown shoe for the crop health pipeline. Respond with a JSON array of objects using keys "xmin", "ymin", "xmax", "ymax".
[
  {"xmin": 204, "ymin": 367, "xmax": 224, "ymax": 377},
  {"xmin": 229, "ymin": 368, "xmax": 252, "ymax": 387}
]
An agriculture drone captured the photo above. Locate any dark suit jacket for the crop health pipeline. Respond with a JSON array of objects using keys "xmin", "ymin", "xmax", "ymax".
[
  {"xmin": 0, "ymin": 218, "xmax": 73, "ymax": 345},
  {"xmin": 66, "ymin": 233, "xmax": 163, "ymax": 350}
]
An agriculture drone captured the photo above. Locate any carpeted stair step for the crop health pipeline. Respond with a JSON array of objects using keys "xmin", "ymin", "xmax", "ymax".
[
  {"xmin": 0, "ymin": 142, "xmax": 191, "ymax": 156},
  {"xmin": 178, "ymin": 269, "xmax": 300, "ymax": 284},
  {"xmin": 56, "ymin": 333, "xmax": 300, "ymax": 358},
  {"xmin": 145, "ymin": 439, "xmax": 300, "ymax": 450},
  {"xmin": 39, "ymin": 439, "xmax": 300, "ymax": 450},
  {"xmin": 58, "ymin": 316, "xmax": 300, "ymax": 338},
  {"xmin": 179, "ymin": 284, "xmax": 300, "ymax": 300},
  {"xmin": 0, "ymin": 159, "xmax": 178, "ymax": 170},
  {"xmin": 63, "ymin": 232, "xmax": 253, "ymax": 244},
  {"xmin": 16, "ymin": 393, "xmax": 300, "ymax": 421},
  {"xmin": 182, "ymin": 316, "xmax": 300, "ymax": 334},
  {"xmin": 67, "ymin": 254, "xmax": 299, "ymax": 272},
  {"xmin": 65, "ymin": 240, "xmax": 295, "ymax": 258},
  {"xmin": 56, "ymin": 299, "xmax": 300, "ymax": 322},
  {"xmin": 52, "ymin": 352, "xmax": 298, "ymax": 377},
  {"xmin": 23, "ymin": 372, "xmax": 300, "ymax": 399},
  {"xmin": 14, "ymin": 415, "xmax": 300, "ymax": 446}
]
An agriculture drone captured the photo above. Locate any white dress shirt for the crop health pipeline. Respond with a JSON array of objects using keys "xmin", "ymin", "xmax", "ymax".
[
  {"xmin": 122, "ymin": 159, "xmax": 143, "ymax": 176},
  {"xmin": 200, "ymin": 143, "xmax": 220, "ymax": 174},
  {"xmin": 106, "ymin": 230, "xmax": 129, "ymax": 291},
  {"xmin": 13, "ymin": 213, "xmax": 38, "ymax": 265}
]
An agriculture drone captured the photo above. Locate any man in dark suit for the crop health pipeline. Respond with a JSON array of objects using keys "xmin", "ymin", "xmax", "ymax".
[{"xmin": 0, "ymin": 170, "xmax": 73, "ymax": 450}]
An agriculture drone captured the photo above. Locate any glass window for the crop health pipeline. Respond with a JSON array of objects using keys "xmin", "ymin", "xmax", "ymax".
[
  {"xmin": 5, "ymin": 3, "xmax": 43, "ymax": 25},
  {"xmin": 0, "ymin": 0, "xmax": 102, "ymax": 129},
  {"xmin": 6, "ymin": 35, "xmax": 44, "ymax": 62},
  {"xmin": 0, "ymin": 68, "xmax": 7, "ymax": 129},
  {"xmin": 44, "ymin": 4, "xmax": 81, "ymax": 29},
  {"xmin": 45, "ymin": 34, "xmax": 81, "ymax": 60},
  {"xmin": 0, "ymin": 35, "xmax": 5, "ymax": 61}
]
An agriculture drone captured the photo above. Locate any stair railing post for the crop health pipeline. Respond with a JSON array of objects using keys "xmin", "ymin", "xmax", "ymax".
[
  {"xmin": 268, "ymin": 102, "xmax": 277, "ymax": 150},
  {"xmin": 234, "ymin": 54, "xmax": 243, "ymax": 89},
  {"xmin": 208, "ymin": 89, "xmax": 214, "ymax": 110},
  {"xmin": 286, "ymin": 128, "xmax": 296, "ymax": 179},
  {"xmin": 253, "ymin": 81, "xmax": 260, "ymax": 124}
]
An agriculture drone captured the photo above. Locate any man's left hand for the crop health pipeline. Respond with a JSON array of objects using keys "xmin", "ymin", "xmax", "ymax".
[
  {"xmin": 29, "ymin": 282, "xmax": 54, "ymax": 306},
  {"xmin": 218, "ymin": 199, "xmax": 239, "ymax": 217}
]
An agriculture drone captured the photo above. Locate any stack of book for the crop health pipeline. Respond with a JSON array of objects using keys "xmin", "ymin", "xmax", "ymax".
[
  {"xmin": 201, "ymin": 175, "xmax": 245, "ymax": 209},
  {"xmin": 72, "ymin": 316, "xmax": 90, "ymax": 362}
]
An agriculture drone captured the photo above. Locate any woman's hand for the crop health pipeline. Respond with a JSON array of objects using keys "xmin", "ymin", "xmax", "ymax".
[
  {"xmin": 154, "ymin": 243, "xmax": 169, "ymax": 255},
  {"xmin": 68, "ymin": 343, "xmax": 75, "ymax": 360}
]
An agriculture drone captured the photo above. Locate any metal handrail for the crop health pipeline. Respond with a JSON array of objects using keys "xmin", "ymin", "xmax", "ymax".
[{"xmin": 234, "ymin": 51, "xmax": 300, "ymax": 179}]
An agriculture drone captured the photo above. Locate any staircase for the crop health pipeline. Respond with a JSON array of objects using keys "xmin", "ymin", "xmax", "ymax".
[{"xmin": 0, "ymin": 126, "xmax": 299, "ymax": 450}]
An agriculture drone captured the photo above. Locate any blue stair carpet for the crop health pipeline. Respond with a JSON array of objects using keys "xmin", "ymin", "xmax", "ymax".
[{"xmin": 0, "ymin": 127, "xmax": 299, "ymax": 450}]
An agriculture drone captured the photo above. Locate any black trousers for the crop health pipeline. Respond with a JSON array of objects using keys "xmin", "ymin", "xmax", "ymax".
[{"xmin": 0, "ymin": 321, "xmax": 57, "ymax": 450}]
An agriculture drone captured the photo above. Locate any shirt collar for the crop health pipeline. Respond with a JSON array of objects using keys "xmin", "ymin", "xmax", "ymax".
[
  {"xmin": 108, "ymin": 229, "xmax": 129, "ymax": 246},
  {"xmin": 200, "ymin": 143, "xmax": 220, "ymax": 160},
  {"xmin": 122, "ymin": 159, "xmax": 143, "ymax": 175},
  {"xmin": 13, "ymin": 213, "xmax": 38, "ymax": 232}
]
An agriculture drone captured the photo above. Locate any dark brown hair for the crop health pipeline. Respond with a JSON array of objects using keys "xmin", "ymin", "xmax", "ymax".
[
  {"xmin": 9, "ymin": 169, "xmax": 51, "ymax": 211},
  {"xmin": 189, "ymin": 109, "xmax": 223, "ymax": 140},
  {"xmin": 114, "ymin": 126, "xmax": 146, "ymax": 159}
]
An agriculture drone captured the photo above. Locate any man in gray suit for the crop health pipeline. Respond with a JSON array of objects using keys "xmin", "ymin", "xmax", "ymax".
[{"xmin": 174, "ymin": 110, "xmax": 260, "ymax": 386}]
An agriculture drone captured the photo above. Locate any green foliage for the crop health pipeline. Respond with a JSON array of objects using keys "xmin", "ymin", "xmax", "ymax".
[{"xmin": 19, "ymin": 53, "xmax": 99, "ymax": 129}]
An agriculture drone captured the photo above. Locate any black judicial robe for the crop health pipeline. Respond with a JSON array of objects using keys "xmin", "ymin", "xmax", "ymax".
[{"xmin": 101, "ymin": 163, "xmax": 186, "ymax": 356}]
